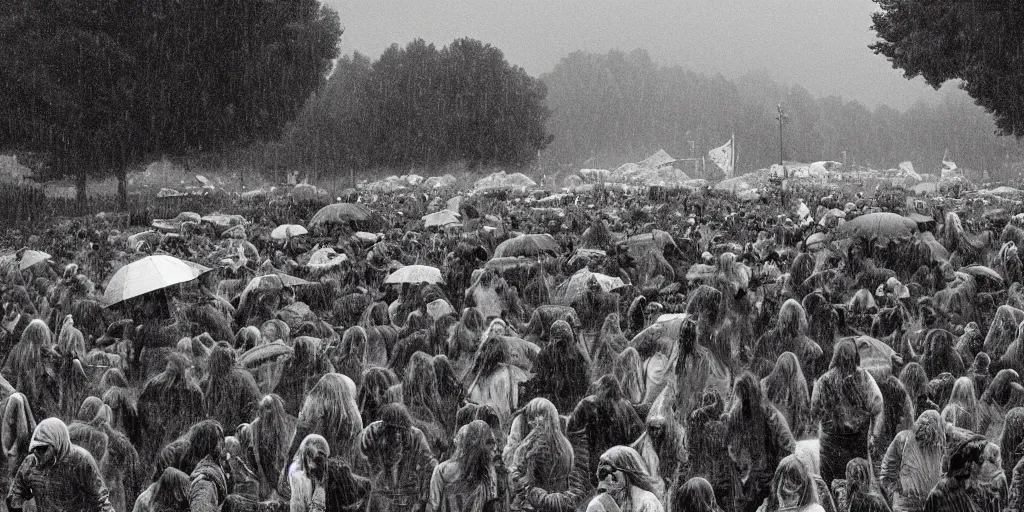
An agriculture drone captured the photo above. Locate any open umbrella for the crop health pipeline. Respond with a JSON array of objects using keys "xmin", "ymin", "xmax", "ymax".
[
  {"xmin": 493, "ymin": 234, "xmax": 561, "ymax": 258},
  {"xmin": 805, "ymin": 232, "xmax": 829, "ymax": 251},
  {"xmin": 270, "ymin": 224, "xmax": 308, "ymax": 240},
  {"xmin": 306, "ymin": 247, "xmax": 347, "ymax": 269},
  {"xmin": 422, "ymin": 210, "xmax": 461, "ymax": 228},
  {"xmin": 384, "ymin": 265, "xmax": 444, "ymax": 285},
  {"xmin": 102, "ymin": 255, "xmax": 209, "ymax": 307},
  {"xmin": 558, "ymin": 269, "xmax": 625, "ymax": 305},
  {"xmin": 836, "ymin": 212, "xmax": 918, "ymax": 240},
  {"xmin": 239, "ymin": 341, "xmax": 292, "ymax": 368},
  {"xmin": 309, "ymin": 203, "xmax": 372, "ymax": 228},
  {"xmin": 19, "ymin": 250, "xmax": 51, "ymax": 271}
]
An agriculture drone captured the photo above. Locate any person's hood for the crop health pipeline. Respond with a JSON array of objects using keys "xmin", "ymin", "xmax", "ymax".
[{"xmin": 29, "ymin": 417, "xmax": 71, "ymax": 461}]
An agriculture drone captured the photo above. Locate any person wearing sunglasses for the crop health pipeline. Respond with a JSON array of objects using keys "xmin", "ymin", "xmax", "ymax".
[
  {"xmin": 6, "ymin": 417, "xmax": 114, "ymax": 511},
  {"xmin": 586, "ymin": 446, "xmax": 663, "ymax": 512}
]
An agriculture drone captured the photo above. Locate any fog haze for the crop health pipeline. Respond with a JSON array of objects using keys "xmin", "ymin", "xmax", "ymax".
[{"xmin": 324, "ymin": 0, "xmax": 964, "ymax": 110}]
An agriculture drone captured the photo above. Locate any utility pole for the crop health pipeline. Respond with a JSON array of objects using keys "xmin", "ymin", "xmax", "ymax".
[{"xmin": 776, "ymin": 104, "xmax": 788, "ymax": 177}]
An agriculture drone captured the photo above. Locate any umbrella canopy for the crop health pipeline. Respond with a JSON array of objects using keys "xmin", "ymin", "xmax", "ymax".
[
  {"xmin": 20, "ymin": 250, "xmax": 51, "ymax": 271},
  {"xmin": 835, "ymin": 212, "xmax": 918, "ymax": 240},
  {"xmin": 558, "ymin": 269, "xmax": 625, "ymax": 305},
  {"xmin": 493, "ymin": 234, "xmax": 561, "ymax": 258},
  {"xmin": 270, "ymin": 224, "xmax": 308, "ymax": 240},
  {"xmin": 422, "ymin": 210, "xmax": 461, "ymax": 228},
  {"xmin": 384, "ymin": 265, "xmax": 444, "ymax": 285},
  {"xmin": 239, "ymin": 341, "xmax": 292, "ymax": 368},
  {"xmin": 805, "ymin": 232, "xmax": 829, "ymax": 251},
  {"xmin": 824, "ymin": 208, "xmax": 846, "ymax": 219},
  {"xmin": 102, "ymin": 255, "xmax": 209, "ymax": 306},
  {"xmin": 309, "ymin": 203, "xmax": 372, "ymax": 228},
  {"xmin": 484, "ymin": 257, "xmax": 538, "ymax": 271},
  {"xmin": 306, "ymin": 247, "xmax": 347, "ymax": 269}
]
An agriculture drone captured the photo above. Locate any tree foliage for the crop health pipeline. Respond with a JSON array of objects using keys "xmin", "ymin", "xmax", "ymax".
[
  {"xmin": 0, "ymin": 0, "xmax": 341, "ymax": 199},
  {"xmin": 870, "ymin": 0, "xmax": 1024, "ymax": 137},
  {"xmin": 283, "ymin": 38, "xmax": 553, "ymax": 172},
  {"xmin": 540, "ymin": 49, "xmax": 1021, "ymax": 178}
]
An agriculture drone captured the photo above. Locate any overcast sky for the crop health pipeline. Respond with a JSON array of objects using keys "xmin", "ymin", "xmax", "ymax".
[{"xmin": 323, "ymin": 0, "xmax": 963, "ymax": 110}]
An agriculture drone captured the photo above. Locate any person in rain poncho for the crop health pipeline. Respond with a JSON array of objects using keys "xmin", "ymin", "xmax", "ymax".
[
  {"xmin": 465, "ymin": 336, "xmax": 533, "ymax": 428},
  {"xmin": 237, "ymin": 394, "xmax": 295, "ymax": 501},
  {"xmin": 755, "ymin": 455, "xmax": 825, "ymax": 512},
  {"xmin": 725, "ymin": 373, "xmax": 797, "ymax": 512},
  {"xmin": 880, "ymin": 410, "xmax": 947, "ymax": 512},
  {"xmin": 568, "ymin": 375, "xmax": 645, "ymax": 487},
  {"xmin": 289, "ymin": 434, "xmax": 330, "ymax": 512},
  {"xmin": 533, "ymin": 320, "xmax": 590, "ymax": 414},
  {"xmin": 630, "ymin": 406, "xmax": 686, "ymax": 508},
  {"xmin": 942, "ymin": 377, "xmax": 981, "ymax": 434},
  {"xmin": 358, "ymin": 403, "xmax": 437, "ymax": 512},
  {"xmin": 762, "ymin": 352, "xmax": 813, "ymax": 439},
  {"xmin": 672, "ymin": 477, "xmax": 724, "ymax": 512},
  {"xmin": 923, "ymin": 437, "xmax": 996, "ymax": 512},
  {"xmin": 6, "ymin": 417, "xmax": 113, "ymax": 512},
  {"xmin": 428, "ymin": 419, "xmax": 499, "ymax": 512},
  {"xmin": 132, "ymin": 466, "xmax": 190, "ymax": 512},
  {"xmin": 832, "ymin": 458, "xmax": 891, "ymax": 512},
  {"xmin": 586, "ymin": 445, "xmax": 663, "ymax": 512},
  {"xmin": 810, "ymin": 338, "xmax": 884, "ymax": 488},
  {"xmin": 504, "ymin": 398, "xmax": 574, "ymax": 499}
]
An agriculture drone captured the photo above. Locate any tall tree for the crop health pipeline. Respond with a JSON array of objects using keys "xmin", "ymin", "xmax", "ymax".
[
  {"xmin": 871, "ymin": 0, "xmax": 1024, "ymax": 136},
  {"xmin": 0, "ymin": 0, "xmax": 341, "ymax": 205}
]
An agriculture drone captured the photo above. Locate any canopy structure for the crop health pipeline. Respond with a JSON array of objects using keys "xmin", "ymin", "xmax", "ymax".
[
  {"xmin": 270, "ymin": 224, "xmax": 308, "ymax": 240},
  {"xmin": 102, "ymin": 255, "xmax": 209, "ymax": 307},
  {"xmin": 309, "ymin": 203, "xmax": 372, "ymax": 228},
  {"xmin": 19, "ymin": 250, "xmax": 51, "ymax": 271},
  {"xmin": 493, "ymin": 234, "xmax": 561, "ymax": 258},
  {"xmin": 558, "ymin": 269, "xmax": 626, "ymax": 305},
  {"xmin": 835, "ymin": 212, "xmax": 918, "ymax": 240},
  {"xmin": 384, "ymin": 265, "xmax": 444, "ymax": 285}
]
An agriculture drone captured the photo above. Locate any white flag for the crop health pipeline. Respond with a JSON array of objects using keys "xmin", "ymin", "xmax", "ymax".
[
  {"xmin": 941, "ymin": 159, "xmax": 959, "ymax": 181},
  {"xmin": 898, "ymin": 161, "xmax": 921, "ymax": 181},
  {"xmin": 708, "ymin": 139, "xmax": 734, "ymax": 178}
]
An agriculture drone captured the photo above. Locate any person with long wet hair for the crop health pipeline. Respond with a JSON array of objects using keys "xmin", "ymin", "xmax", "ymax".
[
  {"xmin": 504, "ymin": 398, "xmax": 573, "ymax": 495},
  {"xmin": 359, "ymin": 403, "xmax": 437, "ymax": 512},
  {"xmin": 0, "ymin": 319, "xmax": 60, "ymax": 420},
  {"xmin": 237, "ymin": 394, "xmax": 295, "ymax": 501},
  {"xmin": 285, "ymin": 373, "xmax": 363, "ymax": 488},
  {"xmin": 762, "ymin": 352, "xmax": 813, "ymax": 439},
  {"xmin": 567, "ymin": 375, "xmax": 644, "ymax": 487},
  {"xmin": 880, "ymin": 410, "xmax": 947, "ymax": 512},
  {"xmin": 586, "ymin": 445, "xmax": 663, "ymax": 512},
  {"xmin": 755, "ymin": 455, "xmax": 825, "ymax": 512},
  {"xmin": 672, "ymin": 477, "xmax": 724, "ymax": 512},
  {"xmin": 358, "ymin": 367, "xmax": 399, "ymax": 427},
  {"xmin": 811, "ymin": 338, "xmax": 883, "ymax": 488},
  {"xmin": 428, "ymin": 419, "xmax": 499, "ymax": 512},
  {"xmin": 288, "ymin": 434, "xmax": 330, "ymax": 512},
  {"xmin": 137, "ymin": 353, "xmax": 204, "ymax": 477},
  {"xmin": 465, "ymin": 336, "xmax": 532, "ymax": 429},
  {"xmin": 725, "ymin": 373, "xmax": 796, "ymax": 512},
  {"xmin": 202, "ymin": 345, "xmax": 262, "ymax": 434},
  {"xmin": 942, "ymin": 377, "xmax": 981, "ymax": 433},
  {"xmin": 534, "ymin": 320, "xmax": 590, "ymax": 414}
]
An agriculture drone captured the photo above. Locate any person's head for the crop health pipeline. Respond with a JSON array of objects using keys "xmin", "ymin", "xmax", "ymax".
[
  {"xmin": 377, "ymin": 402, "xmax": 413, "ymax": 464},
  {"xmin": 900, "ymin": 362, "xmax": 930, "ymax": 401},
  {"xmin": 451, "ymin": 420, "xmax": 497, "ymax": 484},
  {"xmin": 597, "ymin": 446, "xmax": 659, "ymax": 497},
  {"xmin": 549, "ymin": 319, "xmax": 575, "ymax": 347},
  {"xmin": 28, "ymin": 417, "xmax": 70, "ymax": 468},
  {"xmin": 845, "ymin": 458, "xmax": 872, "ymax": 496},
  {"xmin": 732, "ymin": 372, "xmax": 767, "ymax": 420},
  {"xmin": 471, "ymin": 335, "xmax": 510, "ymax": 381},
  {"xmin": 766, "ymin": 455, "xmax": 818, "ymax": 510},
  {"xmin": 296, "ymin": 434, "xmax": 330, "ymax": 482},
  {"xmin": 830, "ymin": 338, "xmax": 860, "ymax": 375},
  {"xmin": 189, "ymin": 419, "xmax": 225, "ymax": 462},
  {"xmin": 151, "ymin": 467, "xmax": 191, "ymax": 511},
  {"xmin": 948, "ymin": 437, "xmax": 988, "ymax": 481},
  {"xmin": 949, "ymin": 376, "xmax": 979, "ymax": 411},
  {"xmin": 522, "ymin": 397, "xmax": 561, "ymax": 432},
  {"xmin": 299, "ymin": 373, "xmax": 362, "ymax": 446},
  {"xmin": 913, "ymin": 409, "xmax": 947, "ymax": 449},
  {"xmin": 777, "ymin": 299, "xmax": 807, "ymax": 338},
  {"xmin": 358, "ymin": 366, "xmax": 398, "ymax": 424},
  {"xmin": 672, "ymin": 477, "xmax": 720, "ymax": 512}
]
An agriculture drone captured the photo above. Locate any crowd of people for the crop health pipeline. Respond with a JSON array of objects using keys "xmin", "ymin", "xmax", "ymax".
[{"xmin": 0, "ymin": 179, "xmax": 1021, "ymax": 512}]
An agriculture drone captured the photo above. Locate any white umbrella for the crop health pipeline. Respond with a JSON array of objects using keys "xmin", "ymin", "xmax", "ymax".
[
  {"xmin": 270, "ymin": 224, "xmax": 308, "ymax": 241},
  {"xmin": 19, "ymin": 250, "xmax": 51, "ymax": 271},
  {"xmin": 422, "ymin": 210, "xmax": 461, "ymax": 228},
  {"xmin": 384, "ymin": 265, "xmax": 444, "ymax": 285},
  {"xmin": 102, "ymin": 255, "xmax": 210, "ymax": 306}
]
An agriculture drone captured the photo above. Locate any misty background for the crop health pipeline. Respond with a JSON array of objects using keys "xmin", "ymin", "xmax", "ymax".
[{"xmin": 326, "ymin": 0, "xmax": 958, "ymax": 110}]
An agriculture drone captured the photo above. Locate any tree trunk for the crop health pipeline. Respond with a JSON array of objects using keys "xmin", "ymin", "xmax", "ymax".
[
  {"xmin": 75, "ymin": 171, "xmax": 87, "ymax": 204},
  {"xmin": 117, "ymin": 169, "xmax": 128, "ymax": 211}
]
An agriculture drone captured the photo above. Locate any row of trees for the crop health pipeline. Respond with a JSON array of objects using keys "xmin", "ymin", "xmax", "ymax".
[
  {"xmin": 539, "ymin": 49, "xmax": 1022, "ymax": 178},
  {"xmin": 0, "ymin": 0, "xmax": 342, "ymax": 203},
  {"xmin": 281, "ymin": 38, "xmax": 552, "ymax": 172}
]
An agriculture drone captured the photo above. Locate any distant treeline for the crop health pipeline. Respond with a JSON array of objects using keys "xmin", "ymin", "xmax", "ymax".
[
  {"xmin": 280, "ymin": 38, "xmax": 552, "ymax": 172},
  {"xmin": 278, "ymin": 43, "xmax": 1023, "ymax": 179}
]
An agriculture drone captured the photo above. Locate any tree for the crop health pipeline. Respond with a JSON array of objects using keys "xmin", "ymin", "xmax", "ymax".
[
  {"xmin": 284, "ymin": 37, "xmax": 552, "ymax": 173},
  {"xmin": 0, "ymin": 0, "xmax": 341, "ymax": 205},
  {"xmin": 870, "ymin": 0, "xmax": 1024, "ymax": 136}
]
